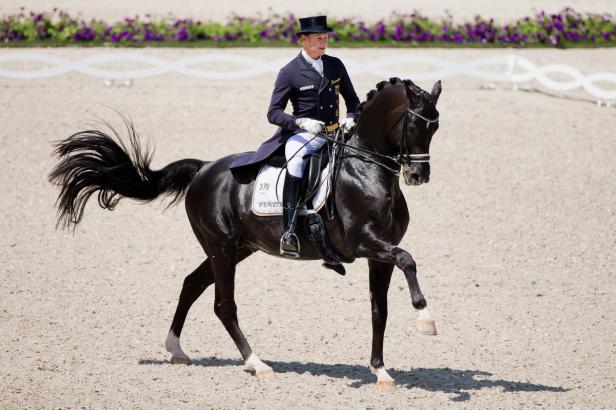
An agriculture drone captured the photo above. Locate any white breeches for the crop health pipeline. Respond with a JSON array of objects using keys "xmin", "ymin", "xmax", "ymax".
[{"xmin": 285, "ymin": 132, "xmax": 327, "ymax": 178}]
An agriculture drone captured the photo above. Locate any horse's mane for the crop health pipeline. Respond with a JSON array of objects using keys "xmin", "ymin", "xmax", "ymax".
[
  {"xmin": 355, "ymin": 77, "xmax": 438, "ymax": 131},
  {"xmin": 356, "ymin": 77, "xmax": 415, "ymax": 118}
]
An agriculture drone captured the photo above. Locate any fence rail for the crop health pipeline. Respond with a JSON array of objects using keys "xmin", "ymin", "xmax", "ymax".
[{"xmin": 1, "ymin": 52, "xmax": 614, "ymax": 100}]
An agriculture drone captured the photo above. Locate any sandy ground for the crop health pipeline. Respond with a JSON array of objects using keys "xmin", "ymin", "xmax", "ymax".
[
  {"xmin": 3, "ymin": 0, "xmax": 616, "ymax": 22},
  {"xmin": 1, "ymin": 46, "xmax": 616, "ymax": 409}
]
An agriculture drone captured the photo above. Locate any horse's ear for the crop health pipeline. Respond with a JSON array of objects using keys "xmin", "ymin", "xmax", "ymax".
[{"xmin": 431, "ymin": 81, "xmax": 442, "ymax": 105}]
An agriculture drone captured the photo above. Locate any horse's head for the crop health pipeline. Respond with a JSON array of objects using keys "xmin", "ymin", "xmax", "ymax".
[
  {"xmin": 396, "ymin": 80, "xmax": 441, "ymax": 186},
  {"xmin": 355, "ymin": 78, "xmax": 442, "ymax": 186}
]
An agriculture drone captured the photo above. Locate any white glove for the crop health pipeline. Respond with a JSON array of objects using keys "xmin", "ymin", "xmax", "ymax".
[
  {"xmin": 340, "ymin": 117, "xmax": 355, "ymax": 133},
  {"xmin": 295, "ymin": 118, "xmax": 325, "ymax": 134}
]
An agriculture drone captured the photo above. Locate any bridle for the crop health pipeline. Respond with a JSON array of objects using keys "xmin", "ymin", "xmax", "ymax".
[
  {"xmin": 391, "ymin": 103, "xmax": 439, "ymax": 168},
  {"xmin": 317, "ymin": 99, "xmax": 439, "ymax": 175}
]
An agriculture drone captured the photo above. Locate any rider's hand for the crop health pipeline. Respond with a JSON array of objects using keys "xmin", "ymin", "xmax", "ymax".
[
  {"xmin": 295, "ymin": 118, "xmax": 325, "ymax": 134},
  {"xmin": 340, "ymin": 117, "xmax": 355, "ymax": 134}
]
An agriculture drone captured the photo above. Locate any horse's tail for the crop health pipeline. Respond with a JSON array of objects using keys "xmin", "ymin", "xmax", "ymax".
[{"xmin": 48, "ymin": 121, "xmax": 206, "ymax": 229}]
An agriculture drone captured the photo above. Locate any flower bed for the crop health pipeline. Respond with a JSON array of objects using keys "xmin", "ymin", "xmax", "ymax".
[{"xmin": 1, "ymin": 8, "xmax": 615, "ymax": 47}]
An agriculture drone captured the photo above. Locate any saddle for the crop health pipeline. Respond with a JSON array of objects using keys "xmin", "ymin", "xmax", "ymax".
[
  {"xmin": 251, "ymin": 144, "xmax": 335, "ymax": 218},
  {"xmin": 252, "ymin": 144, "xmax": 346, "ymax": 270}
]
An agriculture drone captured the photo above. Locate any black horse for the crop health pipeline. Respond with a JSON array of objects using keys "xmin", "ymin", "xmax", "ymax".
[{"xmin": 49, "ymin": 77, "xmax": 441, "ymax": 391}]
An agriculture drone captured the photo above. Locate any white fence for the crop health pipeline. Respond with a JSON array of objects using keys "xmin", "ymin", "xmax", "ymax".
[{"xmin": 1, "ymin": 52, "xmax": 615, "ymax": 101}]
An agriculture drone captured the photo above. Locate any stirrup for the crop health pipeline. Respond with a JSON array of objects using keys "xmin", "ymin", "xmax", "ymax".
[{"xmin": 280, "ymin": 231, "xmax": 300, "ymax": 258}]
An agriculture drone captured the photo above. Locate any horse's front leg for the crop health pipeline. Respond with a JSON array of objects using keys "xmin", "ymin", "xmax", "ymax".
[
  {"xmin": 368, "ymin": 260, "xmax": 397, "ymax": 391},
  {"xmin": 359, "ymin": 238, "xmax": 437, "ymax": 336}
]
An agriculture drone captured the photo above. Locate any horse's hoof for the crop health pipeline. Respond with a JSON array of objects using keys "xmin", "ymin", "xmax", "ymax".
[
  {"xmin": 375, "ymin": 380, "xmax": 397, "ymax": 392},
  {"xmin": 416, "ymin": 319, "xmax": 437, "ymax": 335},
  {"xmin": 245, "ymin": 353, "xmax": 276, "ymax": 381},
  {"xmin": 255, "ymin": 368, "xmax": 276, "ymax": 381},
  {"xmin": 170, "ymin": 355, "xmax": 192, "ymax": 365}
]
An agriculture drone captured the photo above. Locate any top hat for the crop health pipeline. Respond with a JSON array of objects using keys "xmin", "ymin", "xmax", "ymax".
[{"xmin": 296, "ymin": 15, "xmax": 334, "ymax": 36}]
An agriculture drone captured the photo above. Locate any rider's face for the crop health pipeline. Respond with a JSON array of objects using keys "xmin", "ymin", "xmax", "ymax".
[{"xmin": 300, "ymin": 33, "xmax": 329, "ymax": 59}]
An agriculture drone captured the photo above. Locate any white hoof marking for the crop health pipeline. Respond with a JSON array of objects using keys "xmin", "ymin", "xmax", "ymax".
[
  {"xmin": 370, "ymin": 366, "xmax": 396, "ymax": 391},
  {"xmin": 245, "ymin": 353, "xmax": 276, "ymax": 380},
  {"xmin": 415, "ymin": 308, "xmax": 437, "ymax": 335},
  {"xmin": 165, "ymin": 331, "xmax": 191, "ymax": 364}
]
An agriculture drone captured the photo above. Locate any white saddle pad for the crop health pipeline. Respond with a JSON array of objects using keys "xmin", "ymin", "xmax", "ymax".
[{"xmin": 252, "ymin": 163, "xmax": 333, "ymax": 216}]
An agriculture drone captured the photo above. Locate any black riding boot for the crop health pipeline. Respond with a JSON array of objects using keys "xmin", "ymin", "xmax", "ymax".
[{"xmin": 280, "ymin": 173, "xmax": 303, "ymax": 257}]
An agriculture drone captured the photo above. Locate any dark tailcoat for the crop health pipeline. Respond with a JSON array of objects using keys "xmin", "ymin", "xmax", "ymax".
[{"xmin": 229, "ymin": 52, "xmax": 360, "ymax": 170}]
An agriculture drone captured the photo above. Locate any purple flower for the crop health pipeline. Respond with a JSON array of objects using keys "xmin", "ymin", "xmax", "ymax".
[
  {"xmin": 419, "ymin": 32, "xmax": 433, "ymax": 41},
  {"xmin": 30, "ymin": 12, "xmax": 44, "ymax": 23},
  {"xmin": 565, "ymin": 31, "xmax": 581, "ymax": 41},
  {"xmin": 392, "ymin": 25, "xmax": 403, "ymax": 41},
  {"xmin": 143, "ymin": 29, "xmax": 163, "ymax": 41},
  {"xmin": 175, "ymin": 27, "xmax": 189, "ymax": 41},
  {"xmin": 555, "ymin": 21, "xmax": 564, "ymax": 32},
  {"xmin": 73, "ymin": 27, "xmax": 97, "ymax": 41},
  {"xmin": 9, "ymin": 30, "xmax": 24, "ymax": 41}
]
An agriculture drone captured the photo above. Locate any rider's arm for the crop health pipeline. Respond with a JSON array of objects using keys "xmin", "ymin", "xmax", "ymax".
[
  {"xmin": 338, "ymin": 61, "xmax": 361, "ymax": 121},
  {"xmin": 267, "ymin": 69, "xmax": 301, "ymax": 132}
]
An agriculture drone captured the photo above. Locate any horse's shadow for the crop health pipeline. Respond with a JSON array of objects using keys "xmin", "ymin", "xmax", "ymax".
[{"xmin": 138, "ymin": 357, "xmax": 568, "ymax": 401}]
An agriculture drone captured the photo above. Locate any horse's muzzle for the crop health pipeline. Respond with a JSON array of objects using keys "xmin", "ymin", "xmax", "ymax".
[{"xmin": 403, "ymin": 164, "xmax": 430, "ymax": 186}]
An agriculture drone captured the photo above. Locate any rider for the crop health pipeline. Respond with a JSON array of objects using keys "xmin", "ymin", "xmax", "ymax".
[{"xmin": 229, "ymin": 15, "xmax": 361, "ymax": 257}]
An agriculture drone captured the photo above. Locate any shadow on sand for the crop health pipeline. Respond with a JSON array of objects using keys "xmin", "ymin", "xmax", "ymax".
[{"xmin": 139, "ymin": 357, "xmax": 568, "ymax": 401}]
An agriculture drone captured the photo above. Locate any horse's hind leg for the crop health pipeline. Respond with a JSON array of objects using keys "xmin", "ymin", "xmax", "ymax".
[
  {"xmin": 211, "ymin": 251, "xmax": 275, "ymax": 381},
  {"xmin": 165, "ymin": 259, "xmax": 214, "ymax": 365},
  {"xmin": 368, "ymin": 260, "xmax": 397, "ymax": 392}
]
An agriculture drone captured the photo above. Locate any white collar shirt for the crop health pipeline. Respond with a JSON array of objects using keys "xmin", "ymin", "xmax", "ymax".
[{"xmin": 301, "ymin": 49, "xmax": 323, "ymax": 76}]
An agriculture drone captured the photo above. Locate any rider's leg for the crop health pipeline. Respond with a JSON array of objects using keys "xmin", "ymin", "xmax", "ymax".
[
  {"xmin": 280, "ymin": 132, "xmax": 327, "ymax": 256},
  {"xmin": 285, "ymin": 132, "xmax": 327, "ymax": 178},
  {"xmin": 282, "ymin": 132, "xmax": 345, "ymax": 274},
  {"xmin": 280, "ymin": 170, "xmax": 303, "ymax": 257},
  {"xmin": 301, "ymin": 151, "xmax": 346, "ymax": 274}
]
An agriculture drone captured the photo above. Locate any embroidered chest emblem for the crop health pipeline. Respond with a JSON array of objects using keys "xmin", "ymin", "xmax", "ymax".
[{"xmin": 300, "ymin": 84, "xmax": 315, "ymax": 91}]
